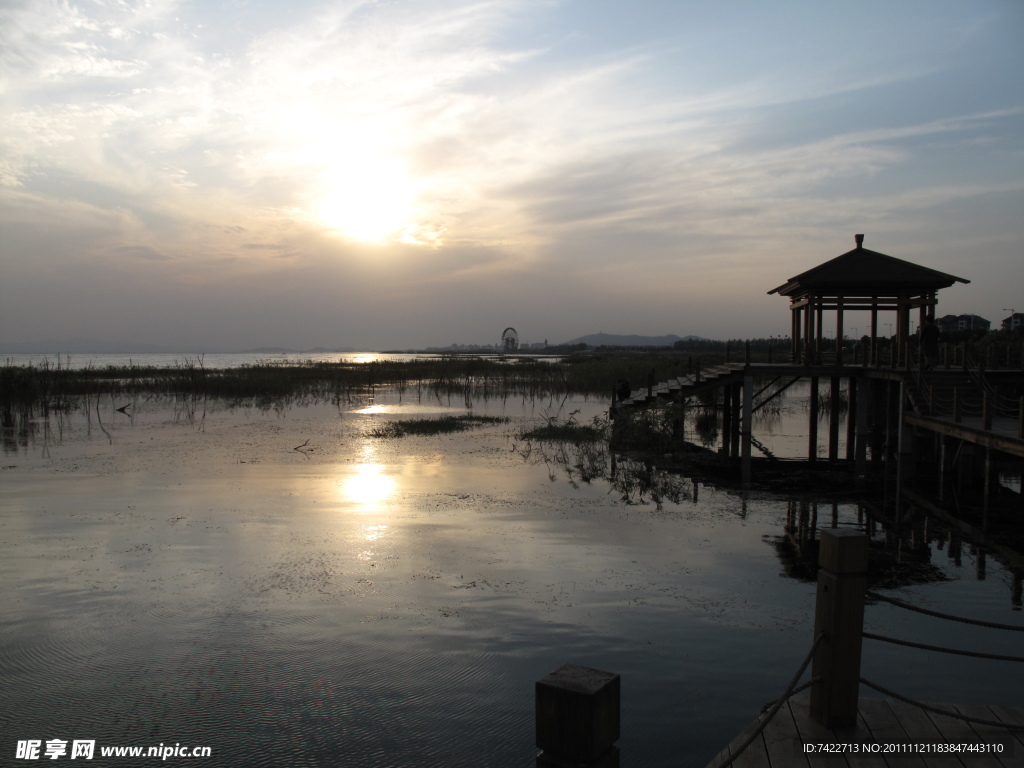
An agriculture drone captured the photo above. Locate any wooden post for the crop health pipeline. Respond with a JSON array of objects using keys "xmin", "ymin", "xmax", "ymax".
[
  {"xmin": 741, "ymin": 373, "xmax": 753, "ymax": 487},
  {"xmin": 828, "ymin": 377, "xmax": 840, "ymax": 462},
  {"xmin": 721, "ymin": 384, "xmax": 733, "ymax": 457},
  {"xmin": 744, "ymin": 340, "xmax": 750, "ymax": 365},
  {"xmin": 953, "ymin": 388, "xmax": 960, "ymax": 423},
  {"xmin": 845, "ymin": 376, "xmax": 856, "ymax": 462},
  {"xmin": 536, "ymin": 663, "xmax": 620, "ymax": 767},
  {"xmin": 854, "ymin": 377, "xmax": 870, "ymax": 475},
  {"xmin": 731, "ymin": 384, "xmax": 741, "ymax": 457},
  {"xmin": 810, "ymin": 529, "xmax": 868, "ymax": 728},
  {"xmin": 808, "ymin": 376, "xmax": 819, "ymax": 462},
  {"xmin": 836, "ymin": 299, "xmax": 845, "ymax": 366},
  {"xmin": 816, "ymin": 300, "xmax": 824, "ymax": 365}
]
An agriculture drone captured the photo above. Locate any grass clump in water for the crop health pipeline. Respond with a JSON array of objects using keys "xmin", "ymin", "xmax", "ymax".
[
  {"xmin": 367, "ymin": 415, "xmax": 509, "ymax": 438},
  {"xmin": 518, "ymin": 410, "xmax": 608, "ymax": 444}
]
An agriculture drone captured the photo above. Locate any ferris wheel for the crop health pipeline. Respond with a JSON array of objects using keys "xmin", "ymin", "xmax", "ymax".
[{"xmin": 501, "ymin": 327, "xmax": 519, "ymax": 352}]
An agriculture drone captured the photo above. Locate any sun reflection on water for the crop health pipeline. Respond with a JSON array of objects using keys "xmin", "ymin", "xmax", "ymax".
[{"xmin": 342, "ymin": 463, "xmax": 397, "ymax": 508}]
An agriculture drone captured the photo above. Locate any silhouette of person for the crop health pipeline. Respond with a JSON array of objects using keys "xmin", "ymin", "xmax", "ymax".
[{"xmin": 616, "ymin": 379, "xmax": 632, "ymax": 402}]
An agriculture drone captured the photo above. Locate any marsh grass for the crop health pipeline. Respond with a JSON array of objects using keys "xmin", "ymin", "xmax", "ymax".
[
  {"xmin": 518, "ymin": 409, "xmax": 608, "ymax": 443},
  {"xmin": 366, "ymin": 415, "xmax": 509, "ymax": 438},
  {"xmin": 514, "ymin": 412, "xmax": 693, "ymax": 509}
]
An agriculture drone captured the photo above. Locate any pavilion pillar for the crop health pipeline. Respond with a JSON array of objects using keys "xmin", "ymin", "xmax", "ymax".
[
  {"xmin": 741, "ymin": 374, "xmax": 753, "ymax": 487},
  {"xmin": 791, "ymin": 305, "xmax": 801, "ymax": 363},
  {"xmin": 869, "ymin": 380, "xmax": 885, "ymax": 464},
  {"xmin": 829, "ymin": 376, "xmax": 841, "ymax": 461},
  {"xmin": 804, "ymin": 296, "xmax": 814, "ymax": 366},
  {"xmin": 816, "ymin": 299, "xmax": 824, "ymax": 365},
  {"xmin": 808, "ymin": 376, "xmax": 819, "ymax": 462},
  {"xmin": 855, "ymin": 376, "xmax": 872, "ymax": 476},
  {"xmin": 730, "ymin": 384, "xmax": 741, "ymax": 457},
  {"xmin": 845, "ymin": 374, "xmax": 857, "ymax": 462},
  {"xmin": 721, "ymin": 384, "xmax": 732, "ymax": 457},
  {"xmin": 870, "ymin": 299, "xmax": 878, "ymax": 367},
  {"xmin": 898, "ymin": 293, "xmax": 910, "ymax": 367},
  {"xmin": 836, "ymin": 298, "xmax": 845, "ymax": 366}
]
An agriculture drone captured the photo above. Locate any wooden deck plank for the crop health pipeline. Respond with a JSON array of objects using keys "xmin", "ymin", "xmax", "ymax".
[
  {"xmin": 857, "ymin": 698, "xmax": 927, "ymax": 768},
  {"xmin": 846, "ymin": 706, "xmax": 892, "ymax": 768},
  {"xmin": 728, "ymin": 715, "xmax": 771, "ymax": 768},
  {"xmin": 761, "ymin": 698, "xmax": 811, "ymax": 768},
  {"xmin": 924, "ymin": 705, "xmax": 1000, "ymax": 768},
  {"xmin": 883, "ymin": 699, "xmax": 965, "ymax": 768},
  {"xmin": 787, "ymin": 693, "xmax": 851, "ymax": 768},
  {"xmin": 950, "ymin": 704, "xmax": 1018, "ymax": 768},
  {"xmin": 986, "ymin": 705, "xmax": 1024, "ymax": 767}
]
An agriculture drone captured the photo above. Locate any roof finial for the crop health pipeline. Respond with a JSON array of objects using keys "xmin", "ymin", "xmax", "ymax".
[{"xmin": 855, "ymin": 234, "xmax": 864, "ymax": 249}]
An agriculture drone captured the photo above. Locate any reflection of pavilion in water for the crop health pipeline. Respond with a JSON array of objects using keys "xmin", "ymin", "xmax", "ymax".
[{"xmin": 775, "ymin": 495, "xmax": 1023, "ymax": 608}]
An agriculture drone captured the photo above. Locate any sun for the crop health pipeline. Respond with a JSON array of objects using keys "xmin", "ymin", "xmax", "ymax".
[{"xmin": 316, "ymin": 154, "xmax": 420, "ymax": 242}]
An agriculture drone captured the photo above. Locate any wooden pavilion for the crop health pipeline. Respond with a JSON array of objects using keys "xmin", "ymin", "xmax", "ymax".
[{"xmin": 768, "ymin": 235, "xmax": 969, "ymax": 365}]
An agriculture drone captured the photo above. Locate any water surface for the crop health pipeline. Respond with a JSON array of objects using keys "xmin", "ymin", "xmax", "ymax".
[{"xmin": 2, "ymin": 392, "xmax": 1021, "ymax": 767}]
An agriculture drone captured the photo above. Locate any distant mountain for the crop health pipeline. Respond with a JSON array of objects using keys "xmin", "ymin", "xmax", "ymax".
[
  {"xmin": 0, "ymin": 338, "xmax": 201, "ymax": 354},
  {"xmin": 559, "ymin": 333, "xmax": 709, "ymax": 347},
  {"xmin": 238, "ymin": 346, "xmax": 299, "ymax": 354},
  {"xmin": 0, "ymin": 340, "xmax": 361, "ymax": 355}
]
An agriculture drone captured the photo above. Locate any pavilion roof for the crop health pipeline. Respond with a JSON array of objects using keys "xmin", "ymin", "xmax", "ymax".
[{"xmin": 768, "ymin": 237, "xmax": 969, "ymax": 298}]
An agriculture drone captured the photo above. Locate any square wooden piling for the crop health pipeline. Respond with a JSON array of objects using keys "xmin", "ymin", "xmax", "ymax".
[{"xmin": 536, "ymin": 663, "xmax": 620, "ymax": 764}]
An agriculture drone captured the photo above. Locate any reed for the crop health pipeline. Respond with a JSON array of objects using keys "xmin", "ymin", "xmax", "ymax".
[{"xmin": 366, "ymin": 415, "xmax": 509, "ymax": 438}]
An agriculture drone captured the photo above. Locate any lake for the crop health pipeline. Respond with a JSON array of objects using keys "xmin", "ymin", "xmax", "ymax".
[{"xmin": 2, "ymin": 388, "xmax": 1021, "ymax": 767}]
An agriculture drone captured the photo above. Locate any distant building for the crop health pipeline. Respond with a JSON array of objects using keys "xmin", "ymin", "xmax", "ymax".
[
  {"xmin": 957, "ymin": 314, "xmax": 990, "ymax": 332},
  {"xmin": 1002, "ymin": 312, "xmax": 1024, "ymax": 332},
  {"xmin": 934, "ymin": 314, "xmax": 991, "ymax": 334},
  {"xmin": 936, "ymin": 314, "xmax": 960, "ymax": 334}
]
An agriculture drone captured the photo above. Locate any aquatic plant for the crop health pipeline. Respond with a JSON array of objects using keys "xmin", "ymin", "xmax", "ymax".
[{"xmin": 366, "ymin": 415, "xmax": 509, "ymax": 438}]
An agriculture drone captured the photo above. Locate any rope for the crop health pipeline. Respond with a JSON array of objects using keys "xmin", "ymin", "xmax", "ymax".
[
  {"xmin": 863, "ymin": 632, "xmax": 1024, "ymax": 662},
  {"xmin": 714, "ymin": 634, "xmax": 824, "ymax": 768},
  {"xmin": 866, "ymin": 591, "xmax": 1024, "ymax": 632},
  {"xmin": 859, "ymin": 677, "xmax": 1024, "ymax": 731}
]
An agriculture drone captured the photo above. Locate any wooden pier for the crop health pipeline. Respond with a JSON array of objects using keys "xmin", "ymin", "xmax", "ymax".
[{"xmin": 705, "ymin": 689, "xmax": 1024, "ymax": 768}]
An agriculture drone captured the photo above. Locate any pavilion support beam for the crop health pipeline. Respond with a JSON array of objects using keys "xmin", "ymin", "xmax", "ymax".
[
  {"xmin": 836, "ymin": 299, "xmax": 845, "ymax": 366},
  {"xmin": 741, "ymin": 373, "xmax": 753, "ymax": 488},
  {"xmin": 721, "ymin": 384, "xmax": 732, "ymax": 457},
  {"xmin": 804, "ymin": 296, "xmax": 814, "ymax": 366},
  {"xmin": 816, "ymin": 300, "xmax": 824, "ymax": 365},
  {"xmin": 791, "ymin": 305, "xmax": 801, "ymax": 363},
  {"xmin": 846, "ymin": 375, "xmax": 857, "ymax": 462},
  {"xmin": 808, "ymin": 376, "xmax": 819, "ymax": 462},
  {"xmin": 854, "ymin": 376, "xmax": 870, "ymax": 477},
  {"xmin": 829, "ymin": 376, "xmax": 841, "ymax": 461},
  {"xmin": 869, "ymin": 379, "xmax": 885, "ymax": 463},
  {"xmin": 870, "ymin": 301, "xmax": 878, "ymax": 367},
  {"xmin": 730, "ymin": 384, "xmax": 741, "ymax": 457}
]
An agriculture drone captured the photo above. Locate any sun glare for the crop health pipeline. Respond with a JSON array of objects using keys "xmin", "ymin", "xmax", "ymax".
[
  {"xmin": 316, "ymin": 154, "xmax": 419, "ymax": 242},
  {"xmin": 342, "ymin": 463, "xmax": 397, "ymax": 508}
]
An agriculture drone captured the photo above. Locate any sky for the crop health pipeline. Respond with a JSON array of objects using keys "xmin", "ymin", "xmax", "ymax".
[{"xmin": 2, "ymin": 0, "xmax": 1022, "ymax": 350}]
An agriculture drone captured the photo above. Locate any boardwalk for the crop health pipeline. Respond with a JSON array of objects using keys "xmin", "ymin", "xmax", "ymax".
[
  {"xmin": 705, "ymin": 690, "xmax": 1024, "ymax": 768},
  {"xmin": 905, "ymin": 413, "xmax": 1024, "ymax": 458}
]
